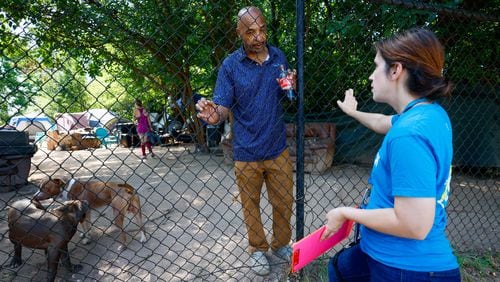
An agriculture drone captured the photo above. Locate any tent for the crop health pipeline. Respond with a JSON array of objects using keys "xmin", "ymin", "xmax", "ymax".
[
  {"xmin": 87, "ymin": 109, "xmax": 121, "ymax": 131},
  {"xmin": 8, "ymin": 114, "xmax": 55, "ymax": 139},
  {"xmin": 55, "ymin": 109, "xmax": 126, "ymax": 133},
  {"xmin": 55, "ymin": 112, "xmax": 90, "ymax": 133}
]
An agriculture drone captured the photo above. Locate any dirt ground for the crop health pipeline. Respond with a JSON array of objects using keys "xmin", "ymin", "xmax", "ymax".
[{"xmin": 0, "ymin": 144, "xmax": 498, "ymax": 281}]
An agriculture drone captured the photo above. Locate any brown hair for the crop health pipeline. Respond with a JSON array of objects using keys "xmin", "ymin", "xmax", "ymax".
[
  {"xmin": 375, "ymin": 27, "xmax": 453, "ymax": 100},
  {"xmin": 135, "ymin": 99, "xmax": 143, "ymax": 107}
]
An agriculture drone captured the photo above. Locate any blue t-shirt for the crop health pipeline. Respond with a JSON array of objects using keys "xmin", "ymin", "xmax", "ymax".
[
  {"xmin": 213, "ymin": 45, "xmax": 289, "ymax": 161},
  {"xmin": 360, "ymin": 102, "xmax": 458, "ymax": 271}
]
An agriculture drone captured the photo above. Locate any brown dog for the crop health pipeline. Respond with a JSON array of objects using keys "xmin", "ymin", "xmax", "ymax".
[
  {"xmin": 8, "ymin": 199, "xmax": 89, "ymax": 282},
  {"xmin": 33, "ymin": 178, "xmax": 146, "ymax": 251}
]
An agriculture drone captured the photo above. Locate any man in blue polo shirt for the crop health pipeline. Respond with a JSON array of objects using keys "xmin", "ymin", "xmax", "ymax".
[{"xmin": 196, "ymin": 6, "xmax": 295, "ymax": 276}]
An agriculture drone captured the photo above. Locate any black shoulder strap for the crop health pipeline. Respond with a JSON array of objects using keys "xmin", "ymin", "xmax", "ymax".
[{"xmin": 353, "ymin": 187, "xmax": 371, "ymax": 244}]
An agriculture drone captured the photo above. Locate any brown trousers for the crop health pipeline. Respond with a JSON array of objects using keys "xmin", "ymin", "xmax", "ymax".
[{"xmin": 234, "ymin": 149, "xmax": 294, "ymax": 253}]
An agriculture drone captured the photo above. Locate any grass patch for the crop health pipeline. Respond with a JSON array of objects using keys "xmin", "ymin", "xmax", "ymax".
[{"xmin": 458, "ymin": 252, "xmax": 498, "ymax": 281}]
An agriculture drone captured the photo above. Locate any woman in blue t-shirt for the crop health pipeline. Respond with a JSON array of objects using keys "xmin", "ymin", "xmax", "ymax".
[{"xmin": 321, "ymin": 28, "xmax": 460, "ymax": 281}]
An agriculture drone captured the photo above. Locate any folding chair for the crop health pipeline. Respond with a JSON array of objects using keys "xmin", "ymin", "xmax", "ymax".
[{"xmin": 95, "ymin": 127, "xmax": 118, "ymax": 148}]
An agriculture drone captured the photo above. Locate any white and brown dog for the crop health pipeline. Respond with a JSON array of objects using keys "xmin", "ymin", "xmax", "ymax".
[{"xmin": 32, "ymin": 178, "xmax": 146, "ymax": 251}]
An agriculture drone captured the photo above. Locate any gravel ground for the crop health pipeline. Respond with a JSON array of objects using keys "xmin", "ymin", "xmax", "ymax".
[{"xmin": 0, "ymin": 144, "xmax": 497, "ymax": 281}]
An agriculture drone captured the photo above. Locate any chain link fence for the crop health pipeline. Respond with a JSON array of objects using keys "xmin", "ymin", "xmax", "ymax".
[{"xmin": 0, "ymin": 0, "xmax": 498, "ymax": 281}]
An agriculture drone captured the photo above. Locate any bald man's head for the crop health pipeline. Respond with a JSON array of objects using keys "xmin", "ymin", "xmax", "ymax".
[
  {"xmin": 237, "ymin": 7, "xmax": 263, "ymax": 30},
  {"xmin": 236, "ymin": 6, "xmax": 267, "ymax": 55}
]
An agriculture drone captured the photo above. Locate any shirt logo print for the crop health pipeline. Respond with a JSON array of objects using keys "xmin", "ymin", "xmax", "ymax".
[{"xmin": 374, "ymin": 152, "xmax": 380, "ymax": 167}]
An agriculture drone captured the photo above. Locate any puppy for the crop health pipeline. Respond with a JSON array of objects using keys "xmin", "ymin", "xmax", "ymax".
[
  {"xmin": 8, "ymin": 199, "xmax": 89, "ymax": 282},
  {"xmin": 33, "ymin": 178, "xmax": 146, "ymax": 251}
]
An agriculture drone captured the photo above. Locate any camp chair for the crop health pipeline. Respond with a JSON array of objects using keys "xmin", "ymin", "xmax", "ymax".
[
  {"xmin": 94, "ymin": 127, "xmax": 118, "ymax": 148},
  {"xmin": 34, "ymin": 132, "xmax": 46, "ymax": 144}
]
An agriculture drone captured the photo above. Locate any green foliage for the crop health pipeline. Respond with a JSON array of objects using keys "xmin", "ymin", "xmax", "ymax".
[
  {"xmin": 2, "ymin": 0, "xmax": 234, "ymax": 119},
  {"xmin": 0, "ymin": 58, "xmax": 30, "ymax": 123},
  {"xmin": 1, "ymin": 0, "xmax": 497, "ymax": 122},
  {"xmin": 0, "ymin": 17, "xmax": 35, "ymax": 123},
  {"xmin": 458, "ymin": 252, "xmax": 499, "ymax": 281}
]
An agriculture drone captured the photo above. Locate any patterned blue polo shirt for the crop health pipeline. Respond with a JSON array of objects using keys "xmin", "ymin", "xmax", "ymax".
[{"xmin": 213, "ymin": 45, "xmax": 289, "ymax": 162}]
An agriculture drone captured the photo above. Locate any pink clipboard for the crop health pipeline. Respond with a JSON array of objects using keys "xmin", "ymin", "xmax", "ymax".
[{"xmin": 291, "ymin": 220, "xmax": 354, "ymax": 273}]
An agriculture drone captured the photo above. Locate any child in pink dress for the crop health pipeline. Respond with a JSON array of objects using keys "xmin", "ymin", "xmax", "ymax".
[{"xmin": 134, "ymin": 99, "xmax": 155, "ymax": 158}]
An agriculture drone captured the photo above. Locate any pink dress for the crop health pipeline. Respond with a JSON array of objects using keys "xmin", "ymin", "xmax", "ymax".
[{"xmin": 136, "ymin": 108, "xmax": 150, "ymax": 134}]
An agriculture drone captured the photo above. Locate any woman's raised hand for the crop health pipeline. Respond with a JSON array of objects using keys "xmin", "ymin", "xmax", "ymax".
[{"xmin": 337, "ymin": 89, "xmax": 358, "ymax": 116}]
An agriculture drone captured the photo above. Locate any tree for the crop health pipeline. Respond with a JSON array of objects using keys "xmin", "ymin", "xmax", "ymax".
[
  {"xmin": 1, "ymin": 0, "xmax": 497, "ymax": 131},
  {"xmin": 0, "ymin": 18, "xmax": 35, "ymax": 123},
  {"xmin": 1, "ymin": 0, "xmax": 250, "ymax": 149}
]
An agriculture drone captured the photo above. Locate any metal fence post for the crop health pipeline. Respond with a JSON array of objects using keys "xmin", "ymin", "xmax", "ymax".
[{"xmin": 295, "ymin": 0, "xmax": 305, "ymax": 242}]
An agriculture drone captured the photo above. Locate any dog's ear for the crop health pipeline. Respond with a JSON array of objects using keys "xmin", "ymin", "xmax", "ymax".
[
  {"xmin": 54, "ymin": 178, "xmax": 65, "ymax": 186},
  {"xmin": 53, "ymin": 200, "xmax": 87, "ymax": 223},
  {"xmin": 35, "ymin": 179, "xmax": 60, "ymax": 201},
  {"xmin": 54, "ymin": 202, "xmax": 70, "ymax": 214},
  {"xmin": 59, "ymin": 200, "xmax": 76, "ymax": 211},
  {"xmin": 31, "ymin": 198, "xmax": 46, "ymax": 210}
]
